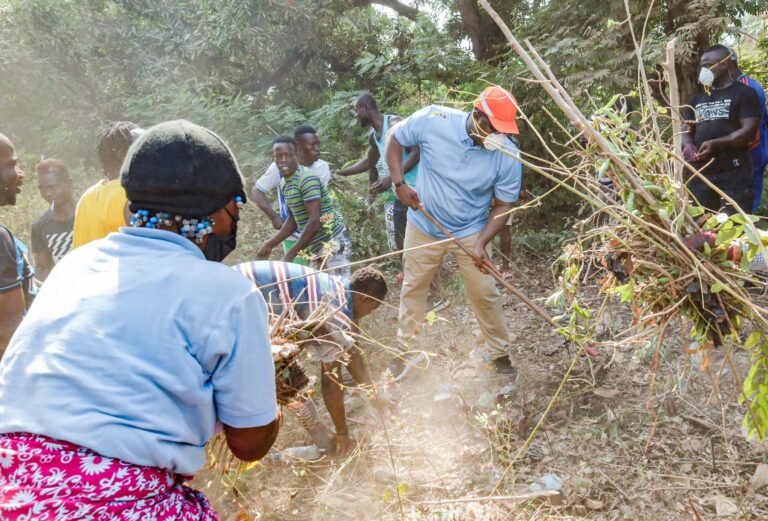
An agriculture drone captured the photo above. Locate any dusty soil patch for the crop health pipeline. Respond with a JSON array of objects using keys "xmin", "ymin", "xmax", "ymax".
[{"xmin": 196, "ymin": 263, "xmax": 768, "ymax": 520}]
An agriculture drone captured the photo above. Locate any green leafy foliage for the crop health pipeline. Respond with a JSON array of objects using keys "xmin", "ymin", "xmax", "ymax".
[
  {"xmin": 1, "ymin": 0, "xmax": 767, "ymax": 435},
  {"xmin": 742, "ymin": 331, "xmax": 768, "ymax": 440}
]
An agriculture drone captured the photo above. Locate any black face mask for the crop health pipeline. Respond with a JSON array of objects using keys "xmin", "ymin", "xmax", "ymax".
[
  {"xmin": 203, "ymin": 207, "xmax": 238, "ymax": 262},
  {"xmin": 203, "ymin": 232, "xmax": 236, "ymax": 262}
]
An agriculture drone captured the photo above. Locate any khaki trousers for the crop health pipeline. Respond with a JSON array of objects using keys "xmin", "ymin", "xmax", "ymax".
[{"xmin": 398, "ymin": 224, "xmax": 509, "ymax": 355}]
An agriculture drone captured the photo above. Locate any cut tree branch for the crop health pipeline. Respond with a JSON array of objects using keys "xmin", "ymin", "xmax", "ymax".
[{"xmin": 353, "ymin": 0, "xmax": 419, "ymax": 21}]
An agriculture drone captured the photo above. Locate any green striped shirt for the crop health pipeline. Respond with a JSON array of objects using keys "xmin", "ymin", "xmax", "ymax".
[{"xmin": 282, "ymin": 167, "xmax": 345, "ymax": 252}]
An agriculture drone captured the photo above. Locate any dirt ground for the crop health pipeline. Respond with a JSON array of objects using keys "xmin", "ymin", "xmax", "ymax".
[{"xmin": 195, "ymin": 257, "xmax": 768, "ymax": 521}]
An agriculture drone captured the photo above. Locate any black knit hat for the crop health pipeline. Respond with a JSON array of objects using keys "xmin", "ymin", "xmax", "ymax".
[{"xmin": 121, "ymin": 120, "xmax": 247, "ymax": 216}]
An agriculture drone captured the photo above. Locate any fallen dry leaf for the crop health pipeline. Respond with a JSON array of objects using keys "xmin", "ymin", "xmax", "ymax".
[
  {"xmin": 592, "ymin": 387, "xmax": 621, "ymax": 399},
  {"xmin": 585, "ymin": 498, "xmax": 605, "ymax": 510},
  {"xmin": 709, "ymin": 495, "xmax": 738, "ymax": 517},
  {"xmin": 749, "ymin": 463, "xmax": 768, "ymax": 492}
]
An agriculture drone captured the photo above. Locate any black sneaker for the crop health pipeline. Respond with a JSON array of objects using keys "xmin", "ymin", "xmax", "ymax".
[
  {"xmin": 427, "ymin": 298, "xmax": 450, "ymax": 313},
  {"xmin": 388, "ymin": 356, "xmax": 406, "ymax": 379},
  {"xmin": 341, "ymin": 366, "xmax": 357, "ymax": 387},
  {"xmin": 390, "ymin": 352, "xmax": 428, "ymax": 382},
  {"xmin": 492, "ymin": 355, "xmax": 517, "ymax": 376}
]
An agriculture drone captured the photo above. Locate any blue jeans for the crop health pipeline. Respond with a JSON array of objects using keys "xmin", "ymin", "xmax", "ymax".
[{"xmin": 752, "ymin": 156, "xmax": 767, "ymax": 212}]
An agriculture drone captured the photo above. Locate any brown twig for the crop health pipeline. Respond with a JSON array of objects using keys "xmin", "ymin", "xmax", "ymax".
[
  {"xmin": 597, "ymin": 467, "xmax": 633, "ymax": 502},
  {"xmin": 417, "ymin": 204, "xmax": 556, "ymax": 327},
  {"xmin": 418, "ymin": 490, "xmax": 561, "ymax": 505},
  {"xmin": 688, "ymin": 495, "xmax": 703, "ymax": 521}
]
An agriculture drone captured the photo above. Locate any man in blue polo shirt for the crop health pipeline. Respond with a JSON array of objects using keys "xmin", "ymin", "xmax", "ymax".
[
  {"xmin": 386, "ymin": 85, "xmax": 523, "ymax": 374},
  {"xmin": 726, "ymin": 48, "xmax": 768, "ymax": 212}
]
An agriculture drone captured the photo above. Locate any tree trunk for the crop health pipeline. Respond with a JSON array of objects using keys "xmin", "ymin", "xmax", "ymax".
[
  {"xmin": 374, "ymin": 0, "xmax": 419, "ymax": 20},
  {"xmin": 455, "ymin": 0, "xmax": 505, "ymax": 62},
  {"xmin": 352, "ymin": 0, "xmax": 419, "ymax": 21},
  {"xmin": 677, "ymin": 29, "xmax": 709, "ymax": 106},
  {"xmin": 662, "ymin": 0, "xmax": 710, "ymax": 106}
]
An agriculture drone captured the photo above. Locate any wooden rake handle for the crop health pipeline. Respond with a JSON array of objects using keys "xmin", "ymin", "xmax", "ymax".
[
  {"xmin": 416, "ymin": 204, "xmax": 555, "ymax": 327},
  {"xmin": 417, "ymin": 204, "xmax": 598, "ymax": 357}
]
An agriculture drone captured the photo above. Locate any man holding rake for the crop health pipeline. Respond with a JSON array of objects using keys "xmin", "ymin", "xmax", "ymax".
[{"xmin": 386, "ymin": 85, "xmax": 523, "ymax": 376}]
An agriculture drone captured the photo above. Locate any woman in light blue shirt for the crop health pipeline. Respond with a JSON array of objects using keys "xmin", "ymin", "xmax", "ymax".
[{"xmin": 0, "ymin": 120, "xmax": 281, "ymax": 520}]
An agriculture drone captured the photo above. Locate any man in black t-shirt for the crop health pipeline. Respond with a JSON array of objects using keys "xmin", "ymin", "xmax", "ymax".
[
  {"xmin": 31, "ymin": 159, "xmax": 75, "ymax": 281},
  {"xmin": 682, "ymin": 44, "xmax": 761, "ymax": 214},
  {"xmin": 0, "ymin": 133, "xmax": 27, "ymax": 356}
]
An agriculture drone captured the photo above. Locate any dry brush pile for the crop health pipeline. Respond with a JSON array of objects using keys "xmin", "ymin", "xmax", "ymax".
[
  {"xmin": 480, "ymin": 0, "xmax": 768, "ymax": 442},
  {"xmin": 203, "ymin": 293, "xmax": 353, "ymax": 501}
]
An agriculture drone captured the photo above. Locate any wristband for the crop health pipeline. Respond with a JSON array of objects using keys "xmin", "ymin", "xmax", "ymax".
[{"xmin": 394, "ymin": 180, "xmax": 407, "ymax": 189}]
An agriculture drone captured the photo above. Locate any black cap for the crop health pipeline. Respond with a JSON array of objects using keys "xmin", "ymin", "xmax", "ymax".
[{"xmin": 121, "ymin": 120, "xmax": 247, "ymax": 217}]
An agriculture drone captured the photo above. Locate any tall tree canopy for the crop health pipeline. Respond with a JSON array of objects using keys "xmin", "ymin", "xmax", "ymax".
[{"xmin": 0, "ymin": 0, "xmax": 763, "ymax": 171}]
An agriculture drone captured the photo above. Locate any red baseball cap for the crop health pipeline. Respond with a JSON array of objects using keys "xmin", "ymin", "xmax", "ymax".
[{"xmin": 475, "ymin": 86, "xmax": 519, "ymax": 135}]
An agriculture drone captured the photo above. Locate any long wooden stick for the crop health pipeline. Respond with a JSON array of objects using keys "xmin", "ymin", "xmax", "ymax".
[
  {"xmin": 417, "ymin": 205, "xmax": 555, "ymax": 326},
  {"xmin": 477, "ymin": 0, "xmax": 656, "ymax": 209},
  {"xmin": 664, "ymin": 37, "xmax": 684, "ymax": 180},
  {"xmin": 256, "ymin": 237, "xmax": 455, "ymax": 290},
  {"xmin": 418, "ymin": 489, "xmax": 561, "ymax": 505}
]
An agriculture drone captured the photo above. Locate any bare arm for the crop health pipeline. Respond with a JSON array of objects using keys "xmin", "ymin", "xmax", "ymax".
[
  {"xmin": 681, "ymin": 109, "xmax": 698, "ymax": 161},
  {"xmin": 0, "ymin": 288, "xmax": 25, "ymax": 357},
  {"xmin": 335, "ymin": 157, "xmax": 370, "ymax": 177},
  {"xmin": 251, "ymin": 187, "xmax": 283, "ymax": 230},
  {"xmin": 324, "ymin": 344, "xmax": 390, "ymax": 443},
  {"xmin": 33, "ymin": 251, "xmax": 54, "ymax": 282},
  {"xmin": 223, "ymin": 412, "xmax": 282, "ymax": 461},
  {"xmin": 283, "ymin": 199, "xmax": 322, "ymax": 261},
  {"xmin": 257, "ymin": 215, "xmax": 298, "ymax": 259},
  {"xmin": 386, "ymin": 133, "xmax": 420, "ymax": 208},
  {"xmin": 402, "ymin": 144, "xmax": 420, "ymax": 174}
]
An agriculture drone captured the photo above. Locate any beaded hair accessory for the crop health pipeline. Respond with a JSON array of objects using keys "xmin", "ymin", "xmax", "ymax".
[{"xmin": 130, "ymin": 196, "xmax": 244, "ymax": 243}]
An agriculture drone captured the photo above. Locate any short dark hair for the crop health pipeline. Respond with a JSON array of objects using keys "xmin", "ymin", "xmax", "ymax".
[
  {"xmin": 272, "ymin": 135, "xmax": 297, "ymax": 148},
  {"xmin": 356, "ymin": 93, "xmax": 378, "ymax": 110},
  {"xmin": 349, "ymin": 267, "xmax": 387, "ymax": 301},
  {"xmin": 35, "ymin": 158, "xmax": 70, "ymax": 180},
  {"xmin": 96, "ymin": 121, "xmax": 138, "ymax": 177},
  {"xmin": 293, "ymin": 125, "xmax": 317, "ymax": 140},
  {"xmin": 702, "ymin": 44, "xmax": 732, "ymax": 60}
]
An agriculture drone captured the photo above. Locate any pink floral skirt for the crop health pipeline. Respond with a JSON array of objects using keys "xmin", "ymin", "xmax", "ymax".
[{"xmin": 0, "ymin": 432, "xmax": 219, "ymax": 520}]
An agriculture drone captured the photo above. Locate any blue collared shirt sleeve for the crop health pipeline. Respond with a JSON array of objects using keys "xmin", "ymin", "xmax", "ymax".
[
  {"xmin": 199, "ymin": 289, "xmax": 277, "ymax": 428},
  {"xmin": 394, "ymin": 105, "xmax": 434, "ymax": 148},
  {"xmin": 493, "ymin": 142, "xmax": 523, "ymax": 203}
]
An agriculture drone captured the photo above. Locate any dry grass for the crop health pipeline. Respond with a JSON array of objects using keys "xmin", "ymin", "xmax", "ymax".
[{"xmin": 193, "ymin": 262, "xmax": 768, "ymax": 520}]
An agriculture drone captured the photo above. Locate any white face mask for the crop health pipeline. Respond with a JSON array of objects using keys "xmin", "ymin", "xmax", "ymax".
[
  {"xmin": 483, "ymin": 133, "xmax": 506, "ymax": 151},
  {"xmin": 698, "ymin": 67, "xmax": 715, "ymax": 87}
]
